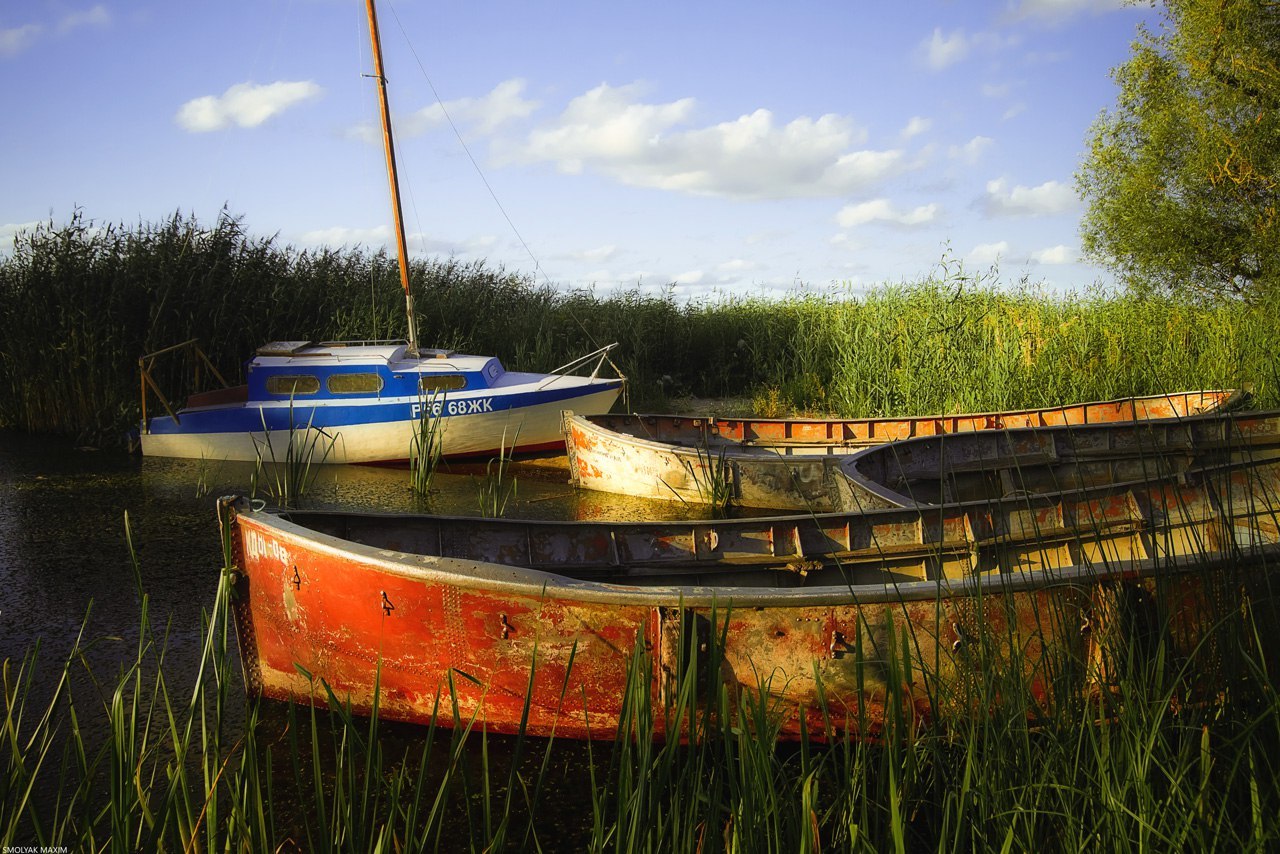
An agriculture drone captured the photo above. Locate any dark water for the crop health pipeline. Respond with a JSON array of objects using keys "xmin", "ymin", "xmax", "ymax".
[
  {"xmin": 0, "ymin": 429, "xmax": 711, "ymax": 669},
  {"xmin": 0, "ymin": 429, "xmax": 713, "ymax": 845}
]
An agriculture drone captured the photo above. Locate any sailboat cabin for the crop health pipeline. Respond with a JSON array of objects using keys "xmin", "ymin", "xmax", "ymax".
[{"xmin": 244, "ymin": 341, "xmax": 506, "ymax": 403}]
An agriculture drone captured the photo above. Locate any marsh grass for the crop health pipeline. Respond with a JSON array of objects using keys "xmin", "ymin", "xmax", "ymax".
[
  {"xmin": 474, "ymin": 427, "xmax": 520, "ymax": 517},
  {"xmin": 193, "ymin": 453, "xmax": 224, "ymax": 499},
  {"xmin": 409, "ymin": 391, "xmax": 445, "ymax": 499},
  {"xmin": 250, "ymin": 401, "xmax": 335, "ymax": 506},
  {"xmin": 670, "ymin": 434, "xmax": 735, "ymax": 515},
  {"xmin": 3, "ymin": 216, "xmax": 1279, "ymax": 445}
]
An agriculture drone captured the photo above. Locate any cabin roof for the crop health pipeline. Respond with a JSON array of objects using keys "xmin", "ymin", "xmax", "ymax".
[
  {"xmin": 255, "ymin": 340, "xmax": 410, "ymax": 359},
  {"xmin": 251, "ymin": 340, "xmax": 497, "ymax": 373}
]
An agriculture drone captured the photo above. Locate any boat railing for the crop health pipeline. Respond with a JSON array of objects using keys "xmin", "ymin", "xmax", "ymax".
[
  {"xmin": 317, "ymin": 338, "xmax": 409, "ymax": 348},
  {"xmin": 537, "ymin": 343, "xmax": 624, "ymax": 389},
  {"xmin": 138, "ymin": 338, "xmax": 232, "ymax": 432}
]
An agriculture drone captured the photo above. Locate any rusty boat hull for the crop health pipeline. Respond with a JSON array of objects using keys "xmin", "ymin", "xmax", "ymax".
[
  {"xmin": 222, "ymin": 428, "xmax": 1280, "ymax": 740},
  {"xmin": 564, "ymin": 390, "xmax": 1247, "ymax": 510}
]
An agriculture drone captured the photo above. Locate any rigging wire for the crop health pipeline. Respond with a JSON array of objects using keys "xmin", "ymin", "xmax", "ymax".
[
  {"xmin": 383, "ymin": 4, "xmax": 550, "ymax": 287},
  {"xmin": 381, "ymin": 2, "xmax": 607, "ymax": 351}
]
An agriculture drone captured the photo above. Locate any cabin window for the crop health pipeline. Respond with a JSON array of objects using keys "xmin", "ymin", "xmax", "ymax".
[
  {"xmin": 327, "ymin": 373, "xmax": 384, "ymax": 394},
  {"xmin": 420, "ymin": 374, "xmax": 467, "ymax": 392},
  {"xmin": 265, "ymin": 375, "xmax": 320, "ymax": 396}
]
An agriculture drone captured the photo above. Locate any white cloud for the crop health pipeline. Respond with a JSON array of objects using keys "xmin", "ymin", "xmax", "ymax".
[
  {"xmin": 300, "ymin": 225, "xmax": 392, "ymax": 246},
  {"xmin": 968, "ymin": 241, "xmax": 1009, "ymax": 265},
  {"xmin": 949, "ymin": 135, "xmax": 993, "ymax": 164},
  {"xmin": 900, "ymin": 116, "xmax": 932, "ymax": 140},
  {"xmin": 982, "ymin": 177, "xmax": 1077, "ymax": 216},
  {"xmin": 1002, "ymin": 103, "xmax": 1027, "ymax": 121},
  {"xmin": 1, "ymin": 6, "xmax": 109, "ymax": 58},
  {"xmin": 1005, "ymin": 0, "xmax": 1130, "ymax": 24},
  {"xmin": 0, "ymin": 221, "xmax": 42, "ymax": 250},
  {"xmin": 395, "ymin": 79, "xmax": 538, "ymax": 139},
  {"xmin": 575, "ymin": 245, "xmax": 617, "ymax": 262},
  {"xmin": 519, "ymin": 82, "xmax": 905, "ymax": 200},
  {"xmin": 58, "ymin": 5, "xmax": 110, "ymax": 33},
  {"xmin": 176, "ymin": 81, "xmax": 323, "ymax": 132},
  {"xmin": 298, "ymin": 224, "xmax": 493, "ymax": 256},
  {"xmin": 523, "ymin": 82, "xmax": 696, "ymax": 174},
  {"xmin": 836, "ymin": 199, "xmax": 939, "ymax": 228},
  {"xmin": 918, "ymin": 28, "xmax": 1020, "ymax": 71},
  {"xmin": 981, "ymin": 82, "xmax": 1012, "ymax": 99},
  {"xmin": 674, "ymin": 269, "xmax": 705, "ymax": 285},
  {"xmin": 0, "ymin": 23, "xmax": 42, "ymax": 57},
  {"xmin": 1031, "ymin": 244, "xmax": 1073, "ymax": 264},
  {"xmin": 920, "ymin": 28, "xmax": 969, "ymax": 70}
]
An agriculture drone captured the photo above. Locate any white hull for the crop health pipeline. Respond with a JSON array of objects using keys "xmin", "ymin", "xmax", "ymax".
[{"xmin": 141, "ymin": 386, "xmax": 620, "ymax": 464}]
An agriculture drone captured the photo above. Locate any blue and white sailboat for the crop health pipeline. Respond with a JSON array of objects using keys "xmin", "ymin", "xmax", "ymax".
[
  {"xmin": 138, "ymin": 340, "xmax": 622, "ymax": 463},
  {"xmin": 137, "ymin": 0, "xmax": 622, "ymax": 463}
]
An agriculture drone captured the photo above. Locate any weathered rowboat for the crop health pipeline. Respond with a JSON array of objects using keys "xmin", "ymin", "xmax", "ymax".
[
  {"xmin": 564, "ymin": 390, "xmax": 1247, "ymax": 510},
  {"xmin": 222, "ymin": 412, "xmax": 1280, "ymax": 741}
]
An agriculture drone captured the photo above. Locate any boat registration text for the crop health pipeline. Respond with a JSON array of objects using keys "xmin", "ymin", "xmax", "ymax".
[{"xmin": 412, "ymin": 398, "xmax": 495, "ymax": 419}]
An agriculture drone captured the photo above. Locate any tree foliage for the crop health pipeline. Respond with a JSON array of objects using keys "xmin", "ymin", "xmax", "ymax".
[{"xmin": 1078, "ymin": 0, "xmax": 1280, "ymax": 299}]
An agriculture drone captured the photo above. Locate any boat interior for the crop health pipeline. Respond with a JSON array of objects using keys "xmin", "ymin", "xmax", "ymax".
[
  {"xmin": 275, "ymin": 456, "xmax": 1280, "ymax": 590},
  {"xmin": 842, "ymin": 412, "xmax": 1280, "ymax": 508},
  {"xmin": 579, "ymin": 391, "xmax": 1247, "ymax": 456}
]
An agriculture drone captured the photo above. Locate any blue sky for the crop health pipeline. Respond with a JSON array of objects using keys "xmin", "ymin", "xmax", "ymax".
[{"xmin": 1, "ymin": 0, "xmax": 1157, "ymax": 299}]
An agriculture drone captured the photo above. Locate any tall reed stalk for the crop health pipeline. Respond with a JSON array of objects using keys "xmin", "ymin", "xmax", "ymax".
[
  {"xmin": 475, "ymin": 427, "xmax": 520, "ymax": 517},
  {"xmin": 409, "ymin": 391, "xmax": 445, "ymax": 498},
  {"xmin": 672, "ymin": 433, "xmax": 735, "ymax": 515},
  {"xmin": 250, "ymin": 400, "xmax": 334, "ymax": 506}
]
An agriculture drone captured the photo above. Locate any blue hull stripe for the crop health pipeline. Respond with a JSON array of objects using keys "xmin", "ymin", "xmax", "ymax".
[{"xmin": 145, "ymin": 381, "xmax": 623, "ymax": 436}]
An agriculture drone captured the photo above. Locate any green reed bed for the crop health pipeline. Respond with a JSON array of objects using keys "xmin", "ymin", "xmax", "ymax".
[{"xmin": 3, "ymin": 215, "xmax": 1280, "ymax": 445}]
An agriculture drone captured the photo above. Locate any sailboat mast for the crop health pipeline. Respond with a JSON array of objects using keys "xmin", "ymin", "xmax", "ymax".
[{"xmin": 365, "ymin": 0, "xmax": 420, "ymax": 355}]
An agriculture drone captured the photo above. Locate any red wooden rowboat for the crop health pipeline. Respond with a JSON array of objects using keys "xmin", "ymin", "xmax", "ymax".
[
  {"xmin": 222, "ymin": 411, "xmax": 1280, "ymax": 740},
  {"xmin": 564, "ymin": 390, "xmax": 1248, "ymax": 510}
]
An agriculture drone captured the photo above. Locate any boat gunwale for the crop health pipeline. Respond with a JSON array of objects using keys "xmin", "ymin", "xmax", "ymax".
[
  {"xmin": 836, "ymin": 407, "xmax": 1280, "ymax": 510},
  {"xmin": 573, "ymin": 389, "xmax": 1248, "ymax": 449},
  {"xmin": 228, "ymin": 458, "xmax": 1280, "ymax": 608}
]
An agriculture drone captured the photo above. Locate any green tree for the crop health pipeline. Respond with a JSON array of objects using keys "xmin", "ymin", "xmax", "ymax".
[{"xmin": 1078, "ymin": 0, "xmax": 1280, "ymax": 299}]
